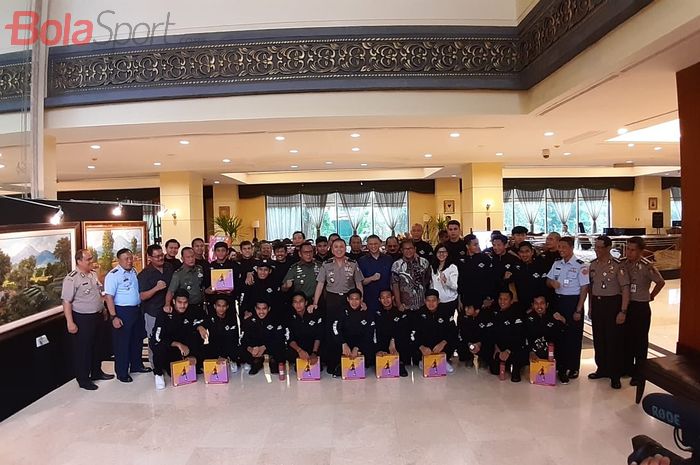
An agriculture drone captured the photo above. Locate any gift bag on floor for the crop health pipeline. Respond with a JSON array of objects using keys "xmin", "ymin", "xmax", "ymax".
[
  {"xmin": 530, "ymin": 359, "xmax": 556, "ymax": 386},
  {"xmin": 423, "ymin": 353, "xmax": 447, "ymax": 378},
  {"xmin": 341, "ymin": 356, "xmax": 365, "ymax": 380},
  {"xmin": 296, "ymin": 358, "xmax": 321, "ymax": 381},
  {"xmin": 203, "ymin": 359, "xmax": 229, "ymax": 384},
  {"xmin": 376, "ymin": 354, "xmax": 400, "ymax": 379},
  {"xmin": 171, "ymin": 358, "xmax": 196, "ymax": 387}
]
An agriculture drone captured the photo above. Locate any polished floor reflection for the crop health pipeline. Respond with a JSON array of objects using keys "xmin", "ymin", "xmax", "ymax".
[{"xmin": 648, "ymin": 279, "xmax": 680, "ymax": 353}]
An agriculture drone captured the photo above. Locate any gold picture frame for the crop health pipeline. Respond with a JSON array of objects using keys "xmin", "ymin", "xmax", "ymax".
[
  {"xmin": 443, "ymin": 199, "xmax": 455, "ymax": 214},
  {"xmin": 648, "ymin": 197, "xmax": 658, "ymax": 210}
]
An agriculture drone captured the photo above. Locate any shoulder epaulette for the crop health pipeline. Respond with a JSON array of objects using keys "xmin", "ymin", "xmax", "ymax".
[
  {"xmin": 67, "ymin": 270, "xmax": 77, "ymax": 277},
  {"xmin": 110, "ymin": 268, "xmax": 119, "ymax": 273},
  {"xmin": 640, "ymin": 257, "xmax": 652, "ymax": 265},
  {"xmin": 576, "ymin": 259, "xmax": 584, "ymax": 264}
]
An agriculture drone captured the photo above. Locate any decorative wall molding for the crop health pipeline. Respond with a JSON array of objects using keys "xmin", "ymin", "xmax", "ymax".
[
  {"xmin": 0, "ymin": 52, "xmax": 31, "ymax": 113},
  {"xmin": 0, "ymin": 0, "xmax": 652, "ymax": 112}
]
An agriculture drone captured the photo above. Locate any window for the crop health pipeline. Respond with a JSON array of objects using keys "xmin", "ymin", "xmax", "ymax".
[
  {"xmin": 266, "ymin": 191, "xmax": 409, "ymax": 241},
  {"xmin": 670, "ymin": 187, "xmax": 682, "ymax": 222}
]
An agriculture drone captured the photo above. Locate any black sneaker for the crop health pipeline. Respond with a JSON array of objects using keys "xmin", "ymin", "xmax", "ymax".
[
  {"xmin": 399, "ymin": 363, "xmax": 408, "ymax": 377},
  {"xmin": 270, "ymin": 362, "xmax": 279, "ymax": 374},
  {"xmin": 511, "ymin": 371, "xmax": 521, "ymax": 383},
  {"xmin": 331, "ymin": 365, "xmax": 342, "ymax": 378},
  {"xmin": 117, "ymin": 375, "xmax": 133, "ymax": 383},
  {"xmin": 249, "ymin": 360, "xmax": 263, "ymax": 376},
  {"xmin": 558, "ymin": 372, "xmax": 570, "ymax": 385},
  {"xmin": 630, "ymin": 378, "xmax": 641, "ymax": 386},
  {"xmin": 568, "ymin": 370, "xmax": 579, "ymax": 379},
  {"xmin": 611, "ymin": 378, "xmax": 622, "ymax": 389},
  {"xmin": 588, "ymin": 371, "xmax": 606, "ymax": 380},
  {"xmin": 90, "ymin": 372, "xmax": 115, "ymax": 381},
  {"xmin": 79, "ymin": 382, "xmax": 99, "ymax": 390}
]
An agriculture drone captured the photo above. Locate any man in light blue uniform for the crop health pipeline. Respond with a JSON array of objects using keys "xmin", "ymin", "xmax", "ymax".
[
  {"xmin": 546, "ymin": 236, "xmax": 589, "ymax": 384},
  {"xmin": 105, "ymin": 248, "xmax": 150, "ymax": 382}
]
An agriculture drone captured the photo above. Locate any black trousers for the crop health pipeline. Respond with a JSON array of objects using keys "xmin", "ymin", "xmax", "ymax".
[
  {"xmin": 590, "ymin": 294, "xmax": 624, "ymax": 379},
  {"xmin": 624, "ymin": 300, "xmax": 651, "ymax": 378},
  {"xmin": 152, "ymin": 343, "xmax": 184, "ymax": 376},
  {"xmin": 322, "ymin": 292, "xmax": 345, "ymax": 367},
  {"xmin": 489, "ymin": 348, "xmax": 527, "ymax": 375},
  {"xmin": 240, "ymin": 344, "xmax": 286, "ymax": 365},
  {"xmin": 555, "ymin": 294, "xmax": 584, "ymax": 373},
  {"xmin": 457, "ymin": 338, "xmax": 494, "ymax": 365},
  {"xmin": 71, "ymin": 312, "xmax": 104, "ymax": 385}
]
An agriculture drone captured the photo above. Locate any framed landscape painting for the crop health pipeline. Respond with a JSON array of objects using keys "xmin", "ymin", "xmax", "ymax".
[
  {"xmin": 83, "ymin": 221, "xmax": 147, "ymax": 282},
  {"xmin": 0, "ymin": 223, "xmax": 80, "ymax": 334}
]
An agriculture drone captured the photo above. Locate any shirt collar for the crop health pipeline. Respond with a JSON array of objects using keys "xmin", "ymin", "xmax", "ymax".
[{"xmin": 116, "ymin": 265, "xmax": 135, "ymax": 274}]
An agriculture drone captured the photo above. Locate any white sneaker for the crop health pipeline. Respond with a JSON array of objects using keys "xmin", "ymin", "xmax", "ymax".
[
  {"xmin": 230, "ymin": 362, "xmax": 239, "ymax": 373},
  {"xmin": 418, "ymin": 360, "xmax": 424, "ymax": 370},
  {"xmin": 154, "ymin": 374, "xmax": 166, "ymax": 390},
  {"xmin": 446, "ymin": 361, "xmax": 455, "ymax": 374},
  {"xmin": 242, "ymin": 363, "xmax": 251, "ymax": 372}
]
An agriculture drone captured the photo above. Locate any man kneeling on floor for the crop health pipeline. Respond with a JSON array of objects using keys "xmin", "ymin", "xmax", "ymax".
[
  {"xmin": 330, "ymin": 288, "xmax": 376, "ymax": 377},
  {"xmin": 526, "ymin": 295, "xmax": 566, "ymax": 383},
  {"xmin": 150, "ymin": 289, "xmax": 198, "ymax": 390},
  {"xmin": 416, "ymin": 289, "xmax": 457, "ymax": 373},
  {"xmin": 375, "ymin": 289, "xmax": 410, "ymax": 377},
  {"xmin": 490, "ymin": 290, "xmax": 527, "ymax": 382},
  {"xmin": 196, "ymin": 296, "xmax": 241, "ymax": 374},
  {"xmin": 241, "ymin": 299, "xmax": 286, "ymax": 375}
]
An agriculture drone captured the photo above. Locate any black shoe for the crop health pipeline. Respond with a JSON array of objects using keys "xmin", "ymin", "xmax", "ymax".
[
  {"xmin": 630, "ymin": 378, "xmax": 641, "ymax": 387},
  {"xmin": 399, "ymin": 364, "xmax": 408, "ymax": 377},
  {"xmin": 270, "ymin": 362, "xmax": 279, "ymax": 374},
  {"xmin": 249, "ymin": 360, "xmax": 263, "ymax": 376},
  {"xmin": 79, "ymin": 382, "xmax": 98, "ymax": 390},
  {"xmin": 558, "ymin": 372, "xmax": 570, "ymax": 385},
  {"xmin": 588, "ymin": 372, "xmax": 606, "ymax": 380},
  {"xmin": 117, "ymin": 375, "xmax": 133, "ymax": 383},
  {"xmin": 90, "ymin": 372, "xmax": 114, "ymax": 381},
  {"xmin": 131, "ymin": 367, "xmax": 152, "ymax": 374},
  {"xmin": 331, "ymin": 365, "xmax": 342, "ymax": 378},
  {"xmin": 611, "ymin": 378, "xmax": 622, "ymax": 389},
  {"xmin": 511, "ymin": 371, "xmax": 521, "ymax": 383},
  {"xmin": 568, "ymin": 370, "xmax": 579, "ymax": 380}
]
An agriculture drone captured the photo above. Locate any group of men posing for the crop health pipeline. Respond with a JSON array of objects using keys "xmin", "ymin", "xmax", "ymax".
[{"xmin": 61, "ymin": 220, "xmax": 664, "ymax": 391}]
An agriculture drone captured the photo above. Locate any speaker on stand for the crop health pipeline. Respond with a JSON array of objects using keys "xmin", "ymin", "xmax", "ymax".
[{"xmin": 652, "ymin": 212, "xmax": 664, "ymax": 234}]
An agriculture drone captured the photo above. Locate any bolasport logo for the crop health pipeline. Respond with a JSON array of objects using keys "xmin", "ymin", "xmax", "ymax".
[{"xmin": 4, "ymin": 10, "xmax": 175, "ymax": 46}]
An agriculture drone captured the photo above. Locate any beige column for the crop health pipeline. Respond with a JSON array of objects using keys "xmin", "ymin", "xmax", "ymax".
[
  {"xmin": 42, "ymin": 135, "xmax": 57, "ymax": 200},
  {"xmin": 631, "ymin": 176, "xmax": 662, "ymax": 231},
  {"xmin": 434, "ymin": 178, "xmax": 461, "ymax": 224},
  {"xmin": 159, "ymin": 172, "xmax": 204, "ymax": 245},
  {"xmin": 661, "ymin": 188, "xmax": 672, "ymax": 228},
  {"xmin": 460, "ymin": 163, "xmax": 503, "ymax": 233},
  {"xmin": 212, "ymin": 184, "xmax": 240, "ymax": 220}
]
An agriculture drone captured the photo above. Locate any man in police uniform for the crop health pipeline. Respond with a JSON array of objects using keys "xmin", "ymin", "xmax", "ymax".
[
  {"xmin": 309, "ymin": 238, "xmax": 364, "ymax": 318},
  {"xmin": 588, "ymin": 235, "xmax": 630, "ymax": 389},
  {"xmin": 546, "ymin": 236, "xmax": 589, "ymax": 384},
  {"xmin": 165, "ymin": 247, "xmax": 206, "ymax": 318},
  {"xmin": 62, "ymin": 249, "xmax": 114, "ymax": 390},
  {"xmin": 105, "ymin": 248, "xmax": 150, "ymax": 383},
  {"xmin": 282, "ymin": 242, "xmax": 320, "ymax": 300},
  {"xmin": 622, "ymin": 236, "xmax": 665, "ymax": 386}
]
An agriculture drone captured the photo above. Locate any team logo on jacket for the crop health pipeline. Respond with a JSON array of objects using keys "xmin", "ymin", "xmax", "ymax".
[
  {"xmin": 478, "ymin": 263, "xmax": 485, "ymax": 268},
  {"xmin": 393, "ymin": 317, "xmax": 400, "ymax": 322},
  {"xmin": 266, "ymin": 288, "xmax": 273, "ymax": 293},
  {"xmin": 361, "ymin": 320, "xmax": 367, "ymax": 325},
  {"xmin": 266, "ymin": 324, "xmax": 274, "ymax": 330},
  {"xmin": 515, "ymin": 319, "xmax": 522, "ymax": 324},
  {"xmin": 533, "ymin": 273, "xmax": 540, "ymax": 278},
  {"xmin": 438, "ymin": 318, "xmax": 444, "ymax": 323}
]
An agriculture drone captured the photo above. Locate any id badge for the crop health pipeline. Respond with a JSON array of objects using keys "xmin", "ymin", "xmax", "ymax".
[
  {"xmin": 563, "ymin": 279, "xmax": 571, "ymax": 286},
  {"xmin": 631, "ymin": 283, "xmax": 637, "ymax": 293}
]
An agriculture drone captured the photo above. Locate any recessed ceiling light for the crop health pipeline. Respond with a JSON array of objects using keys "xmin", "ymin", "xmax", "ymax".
[
  {"xmin": 450, "ymin": 132, "xmax": 460, "ymax": 138},
  {"xmin": 222, "ymin": 158, "xmax": 231, "ymax": 163},
  {"xmin": 179, "ymin": 140, "xmax": 190, "ymax": 145},
  {"xmin": 351, "ymin": 147, "xmax": 360, "ymax": 152},
  {"xmin": 214, "ymin": 180, "xmax": 220, "ymax": 184},
  {"xmin": 628, "ymin": 143, "xmax": 635, "ymax": 148},
  {"xmin": 325, "ymin": 161, "xmax": 333, "ymax": 165},
  {"xmin": 617, "ymin": 128, "xmax": 629, "ymax": 135},
  {"xmin": 424, "ymin": 153, "xmax": 433, "ymax": 158},
  {"xmin": 451, "ymin": 174, "xmax": 457, "ymax": 177},
  {"xmin": 495, "ymin": 152, "xmax": 504, "ymax": 156},
  {"xmin": 654, "ymin": 146, "xmax": 662, "ymax": 151},
  {"xmin": 290, "ymin": 165, "xmax": 299, "ymax": 169},
  {"xmin": 87, "ymin": 165, "xmax": 96, "ymax": 169},
  {"xmin": 360, "ymin": 163, "xmax": 368, "ymax": 167},
  {"xmin": 275, "ymin": 136, "xmax": 285, "ymax": 141},
  {"xmin": 563, "ymin": 152, "xmax": 572, "ymax": 156},
  {"xmin": 90, "ymin": 144, "xmax": 101, "ymax": 150},
  {"xmin": 0, "ymin": 164, "xmax": 5, "ymax": 169},
  {"xmin": 351, "ymin": 133, "xmax": 361, "ymax": 138},
  {"xmin": 289, "ymin": 149, "xmax": 299, "ymax": 154},
  {"xmin": 626, "ymin": 160, "xmax": 634, "ymax": 163},
  {"xmin": 153, "ymin": 162, "xmax": 162, "ymax": 166},
  {"xmin": 544, "ymin": 131, "xmax": 555, "ymax": 137}
]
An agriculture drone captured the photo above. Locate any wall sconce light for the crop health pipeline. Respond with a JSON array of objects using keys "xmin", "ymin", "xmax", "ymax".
[
  {"xmin": 252, "ymin": 220, "xmax": 260, "ymax": 241},
  {"xmin": 485, "ymin": 202, "xmax": 492, "ymax": 231},
  {"xmin": 171, "ymin": 210, "xmax": 177, "ymax": 220},
  {"xmin": 112, "ymin": 203, "xmax": 123, "ymax": 216}
]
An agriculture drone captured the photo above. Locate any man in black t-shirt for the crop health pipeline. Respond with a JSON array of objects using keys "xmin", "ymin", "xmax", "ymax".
[
  {"xmin": 444, "ymin": 220, "xmax": 466, "ymax": 262},
  {"xmin": 410, "ymin": 223, "xmax": 434, "ymax": 261}
]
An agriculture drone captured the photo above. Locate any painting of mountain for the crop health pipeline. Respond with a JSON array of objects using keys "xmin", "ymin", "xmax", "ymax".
[{"xmin": 82, "ymin": 221, "xmax": 147, "ymax": 282}]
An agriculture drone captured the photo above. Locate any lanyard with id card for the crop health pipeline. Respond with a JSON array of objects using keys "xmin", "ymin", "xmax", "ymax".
[{"xmin": 563, "ymin": 268, "xmax": 578, "ymax": 287}]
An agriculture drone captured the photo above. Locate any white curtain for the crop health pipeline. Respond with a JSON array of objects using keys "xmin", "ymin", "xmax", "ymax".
[
  {"xmin": 548, "ymin": 188, "xmax": 576, "ymax": 227},
  {"xmin": 375, "ymin": 191, "xmax": 406, "ymax": 236},
  {"xmin": 266, "ymin": 195, "xmax": 301, "ymax": 240},
  {"xmin": 670, "ymin": 186, "xmax": 682, "ymax": 221},
  {"xmin": 302, "ymin": 194, "xmax": 328, "ymax": 238},
  {"xmin": 579, "ymin": 188, "xmax": 607, "ymax": 234},
  {"xmin": 514, "ymin": 189, "xmax": 545, "ymax": 233},
  {"xmin": 339, "ymin": 192, "xmax": 371, "ymax": 235}
]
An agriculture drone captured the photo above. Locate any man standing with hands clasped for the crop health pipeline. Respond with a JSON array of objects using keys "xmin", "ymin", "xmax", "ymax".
[
  {"xmin": 62, "ymin": 249, "xmax": 115, "ymax": 390},
  {"xmin": 358, "ymin": 234, "xmax": 394, "ymax": 319}
]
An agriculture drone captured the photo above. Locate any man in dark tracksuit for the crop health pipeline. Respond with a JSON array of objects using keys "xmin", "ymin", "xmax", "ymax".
[
  {"xmin": 457, "ymin": 304, "xmax": 495, "ymax": 366},
  {"xmin": 150, "ymin": 290, "xmax": 198, "ymax": 389},
  {"xmin": 204, "ymin": 241, "xmax": 237, "ymax": 309},
  {"xmin": 375, "ymin": 290, "xmax": 411, "ymax": 377},
  {"xmin": 240, "ymin": 260, "xmax": 283, "ymax": 322},
  {"xmin": 331, "ymin": 288, "xmax": 376, "ymax": 377},
  {"xmin": 416, "ymin": 289, "xmax": 458, "ymax": 373},
  {"xmin": 490, "ymin": 290, "xmax": 527, "ymax": 382},
  {"xmin": 240, "ymin": 300, "xmax": 287, "ymax": 375},
  {"xmin": 488, "ymin": 234, "xmax": 519, "ymax": 295},
  {"xmin": 458, "ymin": 234, "xmax": 496, "ymax": 309},
  {"xmin": 526, "ymin": 296, "xmax": 566, "ymax": 381},
  {"xmin": 512, "ymin": 241, "xmax": 551, "ymax": 308},
  {"xmin": 197, "ymin": 296, "xmax": 240, "ymax": 370},
  {"xmin": 285, "ymin": 292, "xmax": 323, "ymax": 368}
]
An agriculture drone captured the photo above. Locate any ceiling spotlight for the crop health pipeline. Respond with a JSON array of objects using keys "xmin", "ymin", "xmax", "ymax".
[
  {"xmin": 450, "ymin": 132, "xmax": 460, "ymax": 138},
  {"xmin": 325, "ymin": 161, "xmax": 333, "ymax": 165},
  {"xmin": 352, "ymin": 147, "xmax": 360, "ymax": 152},
  {"xmin": 563, "ymin": 152, "xmax": 572, "ymax": 156},
  {"xmin": 451, "ymin": 174, "xmax": 457, "ymax": 178},
  {"xmin": 360, "ymin": 163, "xmax": 368, "ymax": 167},
  {"xmin": 289, "ymin": 149, "xmax": 299, "ymax": 154},
  {"xmin": 112, "ymin": 204, "xmax": 123, "ymax": 216},
  {"xmin": 351, "ymin": 133, "xmax": 361, "ymax": 138},
  {"xmin": 275, "ymin": 136, "xmax": 285, "ymax": 141},
  {"xmin": 495, "ymin": 152, "xmax": 504, "ymax": 156},
  {"xmin": 290, "ymin": 165, "xmax": 299, "ymax": 169},
  {"xmin": 654, "ymin": 146, "xmax": 662, "ymax": 151},
  {"xmin": 87, "ymin": 165, "xmax": 96, "ymax": 169},
  {"xmin": 222, "ymin": 158, "xmax": 231, "ymax": 163},
  {"xmin": 214, "ymin": 181, "xmax": 220, "ymax": 184},
  {"xmin": 90, "ymin": 144, "xmax": 101, "ymax": 150},
  {"xmin": 49, "ymin": 207, "xmax": 64, "ymax": 225},
  {"xmin": 0, "ymin": 164, "xmax": 4, "ymax": 169},
  {"xmin": 617, "ymin": 128, "xmax": 628, "ymax": 135},
  {"xmin": 179, "ymin": 140, "xmax": 190, "ymax": 145},
  {"xmin": 544, "ymin": 131, "xmax": 555, "ymax": 137},
  {"xmin": 153, "ymin": 162, "xmax": 162, "ymax": 166},
  {"xmin": 424, "ymin": 153, "xmax": 433, "ymax": 158},
  {"xmin": 628, "ymin": 143, "xmax": 635, "ymax": 148},
  {"xmin": 626, "ymin": 160, "xmax": 634, "ymax": 163}
]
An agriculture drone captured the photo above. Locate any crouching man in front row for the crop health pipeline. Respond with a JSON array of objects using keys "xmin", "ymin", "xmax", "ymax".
[
  {"xmin": 330, "ymin": 288, "xmax": 376, "ymax": 377},
  {"xmin": 375, "ymin": 289, "xmax": 410, "ymax": 377},
  {"xmin": 196, "ymin": 296, "xmax": 241, "ymax": 374},
  {"xmin": 240, "ymin": 299, "xmax": 287, "ymax": 376},
  {"xmin": 490, "ymin": 290, "xmax": 527, "ymax": 382},
  {"xmin": 416, "ymin": 289, "xmax": 457, "ymax": 374}
]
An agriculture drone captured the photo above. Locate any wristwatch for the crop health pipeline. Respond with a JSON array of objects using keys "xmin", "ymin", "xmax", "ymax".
[{"xmin": 110, "ymin": 314, "xmax": 118, "ymax": 320}]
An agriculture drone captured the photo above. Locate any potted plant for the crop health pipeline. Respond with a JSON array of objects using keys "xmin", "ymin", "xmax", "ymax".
[{"xmin": 214, "ymin": 215, "xmax": 243, "ymax": 242}]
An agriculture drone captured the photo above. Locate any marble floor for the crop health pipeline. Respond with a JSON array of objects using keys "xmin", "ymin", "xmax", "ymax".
[{"xmin": 0, "ymin": 280, "xmax": 683, "ymax": 465}]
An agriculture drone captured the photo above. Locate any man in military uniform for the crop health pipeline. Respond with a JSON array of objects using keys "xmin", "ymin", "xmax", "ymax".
[
  {"xmin": 105, "ymin": 248, "xmax": 150, "ymax": 383},
  {"xmin": 191, "ymin": 237, "xmax": 210, "ymax": 271},
  {"xmin": 165, "ymin": 247, "xmax": 205, "ymax": 319},
  {"xmin": 62, "ymin": 249, "xmax": 114, "ymax": 390},
  {"xmin": 622, "ymin": 237, "xmax": 665, "ymax": 386},
  {"xmin": 588, "ymin": 235, "xmax": 630, "ymax": 389},
  {"xmin": 282, "ymin": 242, "xmax": 320, "ymax": 300},
  {"xmin": 546, "ymin": 236, "xmax": 589, "ymax": 383}
]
